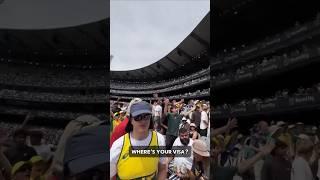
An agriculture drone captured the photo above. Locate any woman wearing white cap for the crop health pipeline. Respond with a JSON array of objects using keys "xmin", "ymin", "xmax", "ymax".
[{"xmin": 189, "ymin": 123, "xmax": 200, "ymax": 140}]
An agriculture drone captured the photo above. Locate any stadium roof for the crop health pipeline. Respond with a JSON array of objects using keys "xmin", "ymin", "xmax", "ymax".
[
  {"xmin": 0, "ymin": 19, "xmax": 108, "ymax": 66},
  {"xmin": 110, "ymin": 12, "xmax": 210, "ymax": 82},
  {"xmin": 213, "ymin": 0, "xmax": 319, "ymax": 53},
  {"xmin": 0, "ymin": 0, "xmax": 108, "ymax": 29}
]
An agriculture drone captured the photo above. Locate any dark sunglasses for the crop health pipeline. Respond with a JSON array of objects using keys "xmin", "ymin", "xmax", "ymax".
[{"xmin": 133, "ymin": 114, "xmax": 152, "ymax": 121}]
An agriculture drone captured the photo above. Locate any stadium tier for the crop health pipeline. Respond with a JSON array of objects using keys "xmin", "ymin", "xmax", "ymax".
[
  {"xmin": 0, "ymin": 19, "xmax": 108, "ymax": 127},
  {"xmin": 110, "ymin": 13, "xmax": 210, "ymax": 101}
]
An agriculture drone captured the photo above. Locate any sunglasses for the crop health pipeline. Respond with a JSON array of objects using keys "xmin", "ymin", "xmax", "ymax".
[{"xmin": 133, "ymin": 114, "xmax": 152, "ymax": 121}]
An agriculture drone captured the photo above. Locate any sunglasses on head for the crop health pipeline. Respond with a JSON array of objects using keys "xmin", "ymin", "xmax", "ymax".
[{"xmin": 133, "ymin": 114, "xmax": 152, "ymax": 121}]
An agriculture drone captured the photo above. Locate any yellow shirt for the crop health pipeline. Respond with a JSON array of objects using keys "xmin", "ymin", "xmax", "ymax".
[{"xmin": 117, "ymin": 131, "xmax": 159, "ymax": 180}]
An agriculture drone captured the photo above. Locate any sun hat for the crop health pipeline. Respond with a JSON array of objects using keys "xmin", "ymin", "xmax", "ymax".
[{"xmin": 192, "ymin": 139, "xmax": 210, "ymax": 157}]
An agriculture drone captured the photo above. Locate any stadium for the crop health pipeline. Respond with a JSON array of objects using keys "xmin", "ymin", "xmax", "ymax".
[
  {"xmin": 0, "ymin": 2, "xmax": 108, "ymax": 180},
  {"xmin": 110, "ymin": 13, "xmax": 210, "ymax": 102},
  {"xmin": 110, "ymin": 11, "xmax": 211, "ymax": 180},
  {"xmin": 211, "ymin": 0, "xmax": 320, "ymax": 180},
  {"xmin": 0, "ymin": 19, "xmax": 108, "ymax": 142}
]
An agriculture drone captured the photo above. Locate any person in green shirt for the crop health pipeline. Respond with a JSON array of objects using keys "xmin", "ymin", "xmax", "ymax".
[{"xmin": 162, "ymin": 98, "xmax": 195, "ymax": 149}]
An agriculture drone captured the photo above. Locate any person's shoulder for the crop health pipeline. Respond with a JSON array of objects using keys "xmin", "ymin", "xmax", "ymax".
[
  {"xmin": 113, "ymin": 118, "xmax": 128, "ymax": 132},
  {"xmin": 111, "ymin": 134, "xmax": 125, "ymax": 149},
  {"xmin": 172, "ymin": 136, "xmax": 180, "ymax": 145},
  {"xmin": 189, "ymin": 138, "xmax": 194, "ymax": 145},
  {"xmin": 155, "ymin": 132, "xmax": 165, "ymax": 144},
  {"xmin": 156, "ymin": 132, "xmax": 165, "ymax": 139}
]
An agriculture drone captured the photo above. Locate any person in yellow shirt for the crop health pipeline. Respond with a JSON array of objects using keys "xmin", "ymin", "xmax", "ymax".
[
  {"xmin": 112, "ymin": 112, "xmax": 122, "ymax": 132},
  {"xmin": 110, "ymin": 101, "xmax": 167, "ymax": 180},
  {"xmin": 30, "ymin": 156, "xmax": 46, "ymax": 180},
  {"xmin": 11, "ymin": 161, "xmax": 31, "ymax": 180}
]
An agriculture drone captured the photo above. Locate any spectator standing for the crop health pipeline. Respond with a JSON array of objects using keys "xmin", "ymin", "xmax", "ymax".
[
  {"xmin": 29, "ymin": 130, "xmax": 53, "ymax": 162},
  {"xmin": 154, "ymin": 101, "xmax": 163, "ymax": 132},
  {"xmin": 191, "ymin": 106, "xmax": 201, "ymax": 132},
  {"xmin": 200, "ymin": 104, "xmax": 209, "ymax": 137},
  {"xmin": 291, "ymin": 135, "xmax": 314, "ymax": 180},
  {"xmin": 4, "ymin": 129, "xmax": 37, "ymax": 165}
]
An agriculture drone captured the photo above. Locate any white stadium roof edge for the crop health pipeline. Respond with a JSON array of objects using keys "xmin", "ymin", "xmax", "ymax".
[{"xmin": 110, "ymin": 12, "xmax": 210, "ymax": 81}]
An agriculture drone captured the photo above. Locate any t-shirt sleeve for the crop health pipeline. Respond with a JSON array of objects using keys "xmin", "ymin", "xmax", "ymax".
[
  {"xmin": 201, "ymin": 112, "xmax": 208, "ymax": 122},
  {"xmin": 110, "ymin": 136, "xmax": 124, "ymax": 178},
  {"xmin": 110, "ymin": 118, "xmax": 128, "ymax": 148},
  {"xmin": 291, "ymin": 161, "xmax": 307, "ymax": 180},
  {"xmin": 172, "ymin": 137, "xmax": 179, "ymax": 147},
  {"xmin": 157, "ymin": 133, "xmax": 167, "ymax": 165}
]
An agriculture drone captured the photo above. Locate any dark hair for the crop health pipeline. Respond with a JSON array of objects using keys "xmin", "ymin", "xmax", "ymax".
[
  {"xmin": 125, "ymin": 115, "xmax": 154, "ymax": 133},
  {"xmin": 179, "ymin": 127, "xmax": 189, "ymax": 135}
]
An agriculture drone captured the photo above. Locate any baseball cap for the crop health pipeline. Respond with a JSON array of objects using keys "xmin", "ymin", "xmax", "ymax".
[
  {"xmin": 64, "ymin": 125, "xmax": 108, "ymax": 176},
  {"xmin": 130, "ymin": 101, "xmax": 152, "ymax": 117}
]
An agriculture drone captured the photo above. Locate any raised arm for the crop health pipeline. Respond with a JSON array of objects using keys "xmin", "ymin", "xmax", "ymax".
[
  {"xmin": 212, "ymin": 118, "xmax": 237, "ymax": 136},
  {"xmin": 237, "ymin": 143, "xmax": 275, "ymax": 174}
]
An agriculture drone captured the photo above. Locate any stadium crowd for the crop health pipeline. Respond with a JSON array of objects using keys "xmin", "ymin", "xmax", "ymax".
[
  {"xmin": 214, "ymin": 82, "xmax": 320, "ymax": 113},
  {"xmin": 111, "ymin": 76, "xmax": 209, "ymax": 95},
  {"xmin": 110, "ymin": 67, "xmax": 209, "ymax": 90},
  {"xmin": 211, "ymin": 118, "xmax": 320, "ymax": 180},
  {"xmin": 214, "ymin": 13, "xmax": 320, "ymax": 62},
  {"xmin": 111, "ymin": 88, "xmax": 210, "ymax": 101},
  {"xmin": 0, "ymin": 64, "xmax": 105, "ymax": 88},
  {"xmin": 0, "ymin": 89, "xmax": 106, "ymax": 103},
  {"xmin": 0, "ymin": 114, "xmax": 107, "ymax": 180},
  {"xmin": 110, "ymin": 97, "xmax": 210, "ymax": 180},
  {"xmin": 212, "ymin": 46, "xmax": 310, "ymax": 83}
]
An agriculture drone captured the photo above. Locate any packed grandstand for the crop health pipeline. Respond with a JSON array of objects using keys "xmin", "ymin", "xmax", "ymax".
[
  {"xmin": 110, "ymin": 12, "xmax": 211, "ymax": 180},
  {"xmin": 211, "ymin": 0, "xmax": 320, "ymax": 180},
  {"xmin": 0, "ymin": 5, "xmax": 108, "ymax": 179}
]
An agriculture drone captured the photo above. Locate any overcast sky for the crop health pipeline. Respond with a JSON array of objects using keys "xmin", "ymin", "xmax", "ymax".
[{"xmin": 110, "ymin": 0, "xmax": 209, "ymax": 71}]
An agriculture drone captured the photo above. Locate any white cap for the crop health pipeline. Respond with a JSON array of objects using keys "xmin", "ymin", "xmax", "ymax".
[
  {"xmin": 269, "ymin": 125, "xmax": 281, "ymax": 136},
  {"xmin": 276, "ymin": 121, "xmax": 286, "ymax": 126},
  {"xmin": 288, "ymin": 124, "xmax": 295, "ymax": 129}
]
